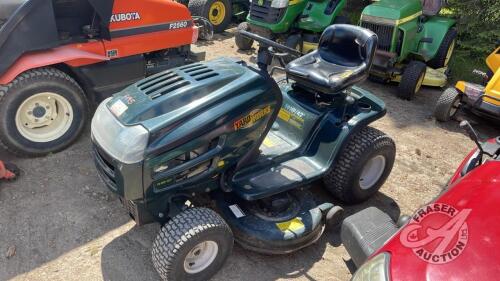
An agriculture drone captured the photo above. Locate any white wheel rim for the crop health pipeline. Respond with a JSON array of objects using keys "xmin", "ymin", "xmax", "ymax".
[
  {"xmin": 359, "ymin": 155, "xmax": 386, "ymax": 190},
  {"xmin": 183, "ymin": 241, "xmax": 218, "ymax": 274},
  {"xmin": 449, "ymin": 97, "xmax": 460, "ymax": 117},
  {"xmin": 15, "ymin": 92, "xmax": 73, "ymax": 143}
]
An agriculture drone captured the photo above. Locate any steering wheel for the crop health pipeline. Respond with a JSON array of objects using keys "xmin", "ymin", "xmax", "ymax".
[{"xmin": 238, "ymin": 30, "xmax": 303, "ymax": 59}]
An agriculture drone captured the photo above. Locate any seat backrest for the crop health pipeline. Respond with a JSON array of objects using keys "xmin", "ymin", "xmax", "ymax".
[
  {"xmin": 420, "ymin": 0, "xmax": 443, "ymax": 16},
  {"xmin": 318, "ymin": 24, "xmax": 378, "ymax": 69}
]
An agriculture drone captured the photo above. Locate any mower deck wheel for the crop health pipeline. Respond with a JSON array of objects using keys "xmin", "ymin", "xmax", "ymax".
[
  {"xmin": 152, "ymin": 207, "xmax": 233, "ymax": 281},
  {"xmin": 0, "ymin": 67, "xmax": 89, "ymax": 157},
  {"xmin": 189, "ymin": 0, "xmax": 232, "ymax": 33},
  {"xmin": 398, "ymin": 61, "xmax": 427, "ymax": 100},
  {"xmin": 235, "ymin": 22, "xmax": 254, "ymax": 50},
  {"xmin": 323, "ymin": 126, "xmax": 396, "ymax": 204},
  {"xmin": 434, "ymin": 87, "xmax": 461, "ymax": 122}
]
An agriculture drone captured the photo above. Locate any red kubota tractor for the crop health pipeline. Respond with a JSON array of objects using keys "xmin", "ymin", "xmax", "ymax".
[{"xmin": 0, "ymin": 0, "xmax": 207, "ymax": 157}]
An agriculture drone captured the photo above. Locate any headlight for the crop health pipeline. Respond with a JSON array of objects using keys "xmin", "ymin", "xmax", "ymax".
[
  {"xmin": 351, "ymin": 253, "xmax": 391, "ymax": 281},
  {"xmin": 271, "ymin": 0, "xmax": 289, "ymax": 8},
  {"xmin": 91, "ymin": 98, "xmax": 149, "ymax": 164}
]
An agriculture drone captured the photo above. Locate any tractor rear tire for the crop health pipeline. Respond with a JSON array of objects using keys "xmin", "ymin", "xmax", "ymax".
[
  {"xmin": 434, "ymin": 87, "xmax": 461, "ymax": 122},
  {"xmin": 152, "ymin": 207, "xmax": 233, "ymax": 281},
  {"xmin": 235, "ymin": 22, "xmax": 254, "ymax": 50},
  {"xmin": 428, "ymin": 28, "xmax": 457, "ymax": 69},
  {"xmin": 189, "ymin": 0, "xmax": 232, "ymax": 33},
  {"xmin": 323, "ymin": 127, "xmax": 396, "ymax": 204},
  {"xmin": 0, "ymin": 68, "xmax": 89, "ymax": 157},
  {"xmin": 398, "ymin": 61, "xmax": 427, "ymax": 100}
]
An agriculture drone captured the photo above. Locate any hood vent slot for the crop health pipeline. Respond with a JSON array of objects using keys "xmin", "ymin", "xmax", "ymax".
[{"xmin": 184, "ymin": 65, "xmax": 219, "ymax": 81}]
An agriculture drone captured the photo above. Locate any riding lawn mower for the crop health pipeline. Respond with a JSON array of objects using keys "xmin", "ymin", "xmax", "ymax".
[
  {"xmin": 0, "ymin": 0, "xmax": 209, "ymax": 157},
  {"xmin": 234, "ymin": 0, "xmax": 348, "ymax": 53},
  {"xmin": 360, "ymin": 0, "xmax": 457, "ymax": 100},
  {"xmin": 91, "ymin": 24, "xmax": 396, "ymax": 280},
  {"xmin": 435, "ymin": 46, "xmax": 500, "ymax": 123}
]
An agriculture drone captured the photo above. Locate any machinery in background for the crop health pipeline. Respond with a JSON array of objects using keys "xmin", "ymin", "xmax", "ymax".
[
  {"xmin": 235, "ymin": 0, "xmax": 348, "ymax": 54},
  {"xmin": 435, "ymin": 46, "xmax": 500, "ymax": 122},
  {"xmin": 183, "ymin": 0, "xmax": 249, "ymax": 33},
  {"xmin": 360, "ymin": 0, "xmax": 457, "ymax": 100},
  {"xmin": 0, "ymin": 0, "xmax": 206, "ymax": 157}
]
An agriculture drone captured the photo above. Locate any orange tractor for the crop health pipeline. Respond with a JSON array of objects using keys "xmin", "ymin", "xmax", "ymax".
[{"xmin": 0, "ymin": 0, "xmax": 208, "ymax": 157}]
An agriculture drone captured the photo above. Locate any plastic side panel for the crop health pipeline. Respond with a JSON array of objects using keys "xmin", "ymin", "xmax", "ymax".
[
  {"xmin": 485, "ymin": 70, "xmax": 500, "ymax": 106},
  {"xmin": 297, "ymin": 0, "xmax": 346, "ymax": 32},
  {"xmin": 0, "ymin": 42, "xmax": 108, "ymax": 85},
  {"xmin": 417, "ymin": 16, "xmax": 455, "ymax": 61},
  {"xmin": 398, "ymin": 20, "xmax": 420, "ymax": 61},
  {"xmin": 486, "ymin": 46, "xmax": 500, "ymax": 73}
]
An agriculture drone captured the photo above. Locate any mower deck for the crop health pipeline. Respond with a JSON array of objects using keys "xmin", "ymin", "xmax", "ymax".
[{"xmin": 391, "ymin": 67, "xmax": 448, "ymax": 88}]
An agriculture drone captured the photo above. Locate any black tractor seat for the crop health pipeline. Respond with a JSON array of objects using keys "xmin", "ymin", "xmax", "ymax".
[{"xmin": 286, "ymin": 24, "xmax": 378, "ymax": 94}]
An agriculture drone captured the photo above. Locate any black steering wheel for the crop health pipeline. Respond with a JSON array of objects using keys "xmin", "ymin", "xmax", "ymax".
[{"xmin": 238, "ymin": 30, "xmax": 303, "ymax": 59}]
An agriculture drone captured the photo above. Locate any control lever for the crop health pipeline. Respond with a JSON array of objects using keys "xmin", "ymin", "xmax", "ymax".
[{"xmin": 460, "ymin": 120, "xmax": 484, "ymax": 163}]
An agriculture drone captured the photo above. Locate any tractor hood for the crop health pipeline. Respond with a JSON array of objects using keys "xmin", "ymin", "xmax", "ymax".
[
  {"xmin": 103, "ymin": 58, "xmax": 264, "ymax": 132},
  {"xmin": 361, "ymin": 0, "xmax": 422, "ymax": 21}
]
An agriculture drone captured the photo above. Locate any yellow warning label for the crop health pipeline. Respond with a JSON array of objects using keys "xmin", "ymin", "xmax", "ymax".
[
  {"xmin": 278, "ymin": 109, "xmax": 291, "ymax": 122},
  {"xmin": 276, "ymin": 217, "xmax": 305, "ymax": 233},
  {"xmin": 262, "ymin": 137, "xmax": 275, "ymax": 148}
]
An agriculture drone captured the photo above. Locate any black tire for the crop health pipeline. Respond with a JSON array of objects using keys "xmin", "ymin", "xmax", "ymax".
[
  {"xmin": 434, "ymin": 87, "xmax": 461, "ymax": 122},
  {"xmin": 323, "ymin": 127, "xmax": 396, "ymax": 204},
  {"xmin": 398, "ymin": 61, "xmax": 427, "ymax": 100},
  {"xmin": 152, "ymin": 207, "xmax": 234, "ymax": 281},
  {"xmin": 428, "ymin": 28, "xmax": 457, "ymax": 69},
  {"xmin": 333, "ymin": 15, "xmax": 351, "ymax": 24},
  {"xmin": 188, "ymin": 0, "xmax": 232, "ymax": 33},
  {"xmin": 235, "ymin": 22, "xmax": 254, "ymax": 50},
  {"xmin": 0, "ymin": 68, "xmax": 89, "ymax": 157}
]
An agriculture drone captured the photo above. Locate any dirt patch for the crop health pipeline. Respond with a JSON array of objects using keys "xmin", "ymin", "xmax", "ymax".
[{"xmin": 1, "ymin": 27, "xmax": 498, "ymax": 281}]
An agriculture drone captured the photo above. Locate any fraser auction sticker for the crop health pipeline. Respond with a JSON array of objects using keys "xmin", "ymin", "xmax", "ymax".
[{"xmin": 400, "ymin": 203, "xmax": 471, "ymax": 264}]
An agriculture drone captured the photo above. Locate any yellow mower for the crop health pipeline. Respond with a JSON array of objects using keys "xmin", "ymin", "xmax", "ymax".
[{"xmin": 434, "ymin": 46, "xmax": 500, "ymax": 122}]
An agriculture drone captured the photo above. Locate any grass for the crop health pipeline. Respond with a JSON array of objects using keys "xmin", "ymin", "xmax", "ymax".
[{"xmin": 448, "ymin": 49, "xmax": 486, "ymax": 84}]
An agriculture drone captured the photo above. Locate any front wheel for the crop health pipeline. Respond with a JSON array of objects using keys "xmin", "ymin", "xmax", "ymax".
[
  {"xmin": 434, "ymin": 87, "xmax": 461, "ymax": 122},
  {"xmin": 235, "ymin": 22, "xmax": 254, "ymax": 50},
  {"xmin": 323, "ymin": 127, "xmax": 396, "ymax": 204},
  {"xmin": 152, "ymin": 207, "xmax": 234, "ymax": 281},
  {"xmin": 0, "ymin": 68, "xmax": 89, "ymax": 157},
  {"xmin": 398, "ymin": 61, "xmax": 427, "ymax": 100}
]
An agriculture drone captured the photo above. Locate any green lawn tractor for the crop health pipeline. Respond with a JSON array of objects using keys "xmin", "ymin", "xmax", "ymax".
[
  {"xmin": 360, "ymin": 0, "xmax": 457, "ymax": 100},
  {"xmin": 234, "ymin": 0, "xmax": 348, "ymax": 53},
  {"xmin": 183, "ymin": 0, "xmax": 249, "ymax": 33},
  {"xmin": 91, "ymin": 25, "xmax": 396, "ymax": 280}
]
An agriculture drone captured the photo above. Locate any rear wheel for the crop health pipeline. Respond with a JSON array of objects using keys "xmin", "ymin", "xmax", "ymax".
[
  {"xmin": 434, "ymin": 87, "xmax": 461, "ymax": 122},
  {"xmin": 152, "ymin": 207, "xmax": 233, "ymax": 281},
  {"xmin": 0, "ymin": 68, "xmax": 88, "ymax": 157},
  {"xmin": 398, "ymin": 61, "xmax": 427, "ymax": 100},
  {"xmin": 323, "ymin": 127, "xmax": 396, "ymax": 204},
  {"xmin": 189, "ymin": 0, "xmax": 232, "ymax": 33},
  {"xmin": 235, "ymin": 22, "xmax": 254, "ymax": 50},
  {"xmin": 428, "ymin": 28, "xmax": 457, "ymax": 69}
]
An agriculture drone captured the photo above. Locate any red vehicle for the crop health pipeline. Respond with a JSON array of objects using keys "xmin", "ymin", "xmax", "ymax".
[
  {"xmin": 0, "ymin": 0, "xmax": 206, "ymax": 157},
  {"xmin": 342, "ymin": 121, "xmax": 500, "ymax": 281},
  {"xmin": 0, "ymin": 161, "xmax": 19, "ymax": 181}
]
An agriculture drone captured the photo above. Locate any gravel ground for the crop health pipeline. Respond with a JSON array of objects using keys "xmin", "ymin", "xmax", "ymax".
[{"xmin": 1, "ymin": 27, "xmax": 499, "ymax": 281}]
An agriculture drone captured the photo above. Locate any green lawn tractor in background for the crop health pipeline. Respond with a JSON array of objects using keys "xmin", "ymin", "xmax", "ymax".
[
  {"xmin": 235, "ymin": 0, "xmax": 348, "ymax": 53},
  {"xmin": 360, "ymin": 0, "xmax": 457, "ymax": 100},
  {"xmin": 183, "ymin": 0, "xmax": 249, "ymax": 33}
]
